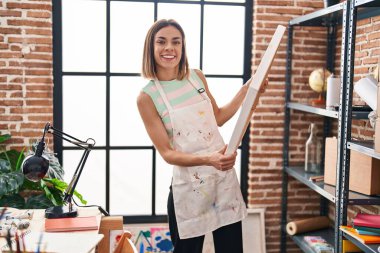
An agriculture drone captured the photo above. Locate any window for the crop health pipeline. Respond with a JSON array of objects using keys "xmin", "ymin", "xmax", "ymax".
[{"xmin": 53, "ymin": 0, "xmax": 253, "ymax": 222}]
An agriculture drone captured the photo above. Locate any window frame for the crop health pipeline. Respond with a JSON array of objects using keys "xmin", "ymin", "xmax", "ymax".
[{"xmin": 52, "ymin": 0, "xmax": 253, "ymax": 223}]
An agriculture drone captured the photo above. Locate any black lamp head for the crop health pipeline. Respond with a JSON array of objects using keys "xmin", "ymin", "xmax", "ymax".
[
  {"xmin": 22, "ymin": 154, "xmax": 49, "ymax": 182},
  {"xmin": 22, "ymin": 136, "xmax": 49, "ymax": 182}
]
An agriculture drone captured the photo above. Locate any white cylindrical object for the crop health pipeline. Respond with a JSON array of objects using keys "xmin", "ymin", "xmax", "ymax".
[
  {"xmin": 354, "ymin": 75, "xmax": 378, "ymax": 111},
  {"xmin": 326, "ymin": 75, "xmax": 341, "ymax": 110}
]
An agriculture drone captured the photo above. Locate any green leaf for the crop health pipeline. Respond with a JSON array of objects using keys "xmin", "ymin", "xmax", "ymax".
[
  {"xmin": 0, "ymin": 194, "xmax": 25, "ymax": 209},
  {"xmin": 0, "ymin": 158, "xmax": 11, "ymax": 173},
  {"xmin": 15, "ymin": 147, "xmax": 26, "ymax": 171},
  {"xmin": 25, "ymin": 194, "xmax": 52, "ymax": 209},
  {"xmin": 0, "ymin": 172, "xmax": 24, "ymax": 198},
  {"xmin": 0, "ymin": 150, "xmax": 24, "ymax": 171},
  {"xmin": 0, "ymin": 134, "xmax": 11, "ymax": 144},
  {"xmin": 73, "ymin": 190, "xmax": 87, "ymax": 205},
  {"xmin": 40, "ymin": 180, "xmax": 59, "ymax": 206},
  {"xmin": 43, "ymin": 178, "xmax": 87, "ymax": 205}
]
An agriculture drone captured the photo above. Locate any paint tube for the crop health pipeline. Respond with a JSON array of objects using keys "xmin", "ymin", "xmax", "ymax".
[
  {"xmin": 0, "ymin": 226, "xmax": 17, "ymax": 237},
  {"xmin": 5, "ymin": 210, "xmax": 34, "ymax": 220}
]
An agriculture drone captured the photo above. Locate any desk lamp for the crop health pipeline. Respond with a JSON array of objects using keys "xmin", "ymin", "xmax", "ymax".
[{"xmin": 21, "ymin": 122, "xmax": 95, "ymax": 219}]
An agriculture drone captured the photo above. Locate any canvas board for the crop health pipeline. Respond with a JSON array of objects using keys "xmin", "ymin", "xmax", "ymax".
[
  {"xmin": 225, "ymin": 25, "xmax": 286, "ymax": 155},
  {"xmin": 202, "ymin": 208, "xmax": 266, "ymax": 253}
]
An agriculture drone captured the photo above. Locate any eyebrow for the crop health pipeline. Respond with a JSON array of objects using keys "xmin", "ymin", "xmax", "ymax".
[{"xmin": 156, "ymin": 36, "xmax": 181, "ymax": 40}]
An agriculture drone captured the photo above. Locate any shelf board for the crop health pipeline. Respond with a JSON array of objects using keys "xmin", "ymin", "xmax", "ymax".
[
  {"xmin": 341, "ymin": 229, "xmax": 380, "ymax": 253},
  {"xmin": 287, "ymin": 102, "xmax": 338, "ymax": 118},
  {"xmin": 289, "ymin": 2, "xmax": 344, "ymax": 26},
  {"xmin": 287, "ymin": 102, "xmax": 370, "ymax": 119},
  {"xmin": 348, "ymin": 140, "xmax": 380, "ymax": 160},
  {"xmin": 285, "ymin": 167, "xmax": 380, "ymax": 205},
  {"xmin": 285, "ymin": 166, "xmax": 336, "ymax": 202},
  {"xmin": 290, "ymin": 228, "xmax": 335, "ymax": 253}
]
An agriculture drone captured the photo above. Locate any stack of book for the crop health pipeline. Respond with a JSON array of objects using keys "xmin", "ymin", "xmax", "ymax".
[
  {"xmin": 303, "ymin": 236, "xmax": 334, "ymax": 253},
  {"xmin": 340, "ymin": 213, "xmax": 380, "ymax": 244}
]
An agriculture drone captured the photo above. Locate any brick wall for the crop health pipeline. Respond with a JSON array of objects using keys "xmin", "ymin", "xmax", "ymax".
[
  {"xmin": 0, "ymin": 0, "xmax": 53, "ymax": 151},
  {"xmin": 250, "ymin": 1, "xmax": 380, "ymax": 253}
]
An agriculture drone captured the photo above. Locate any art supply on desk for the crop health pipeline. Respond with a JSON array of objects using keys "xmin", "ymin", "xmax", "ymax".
[
  {"xmin": 5, "ymin": 210, "xmax": 34, "ymax": 220},
  {"xmin": 0, "ymin": 226, "xmax": 17, "ymax": 237},
  {"xmin": 286, "ymin": 216, "xmax": 330, "ymax": 235}
]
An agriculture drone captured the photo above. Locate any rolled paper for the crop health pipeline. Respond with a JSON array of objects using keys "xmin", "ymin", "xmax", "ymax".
[
  {"xmin": 286, "ymin": 216, "xmax": 330, "ymax": 235},
  {"xmin": 326, "ymin": 75, "xmax": 341, "ymax": 110},
  {"xmin": 354, "ymin": 75, "xmax": 378, "ymax": 111}
]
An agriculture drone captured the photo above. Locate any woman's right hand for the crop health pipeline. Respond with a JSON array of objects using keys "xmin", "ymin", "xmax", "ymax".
[{"xmin": 209, "ymin": 145, "xmax": 237, "ymax": 171}]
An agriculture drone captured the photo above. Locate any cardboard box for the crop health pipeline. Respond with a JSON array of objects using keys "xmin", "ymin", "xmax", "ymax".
[
  {"xmin": 324, "ymin": 137, "xmax": 380, "ymax": 195},
  {"xmin": 375, "ymin": 118, "xmax": 380, "ymax": 153}
]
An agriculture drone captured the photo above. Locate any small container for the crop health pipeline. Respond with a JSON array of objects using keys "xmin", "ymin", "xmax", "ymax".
[{"xmin": 305, "ymin": 123, "xmax": 322, "ymax": 173}]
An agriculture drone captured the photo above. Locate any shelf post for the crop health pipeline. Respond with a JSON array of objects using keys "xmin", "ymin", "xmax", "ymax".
[{"xmin": 281, "ymin": 24, "xmax": 293, "ymax": 253}]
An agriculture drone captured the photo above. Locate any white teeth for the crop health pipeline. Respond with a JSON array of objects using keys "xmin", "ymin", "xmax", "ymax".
[{"xmin": 162, "ymin": 55, "xmax": 175, "ymax": 59}]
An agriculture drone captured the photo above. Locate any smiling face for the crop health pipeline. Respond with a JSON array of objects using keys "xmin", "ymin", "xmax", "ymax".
[{"xmin": 154, "ymin": 26, "xmax": 183, "ymax": 79}]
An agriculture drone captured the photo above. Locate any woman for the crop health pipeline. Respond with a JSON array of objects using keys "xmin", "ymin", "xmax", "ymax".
[{"xmin": 137, "ymin": 19, "xmax": 263, "ymax": 253}]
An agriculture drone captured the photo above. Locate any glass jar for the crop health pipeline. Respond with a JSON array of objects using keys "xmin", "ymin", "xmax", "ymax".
[{"xmin": 305, "ymin": 123, "xmax": 321, "ymax": 173}]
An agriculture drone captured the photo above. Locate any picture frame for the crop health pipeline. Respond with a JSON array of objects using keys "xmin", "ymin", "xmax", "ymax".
[{"xmin": 242, "ymin": 208, "xmax": 266, "ymax": 253}]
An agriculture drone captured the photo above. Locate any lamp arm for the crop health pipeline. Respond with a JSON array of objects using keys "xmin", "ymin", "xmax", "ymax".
[
  {"xmin": 43, "ymin": 123, "xmax": 95, "ymax": 207},
  {"xmin": 63, "ymin": 148, "xmax": 91, "ymax": 204},
  {"xmin": 47, "ymin": 124, "xmax": 95, "ymax": 149}
]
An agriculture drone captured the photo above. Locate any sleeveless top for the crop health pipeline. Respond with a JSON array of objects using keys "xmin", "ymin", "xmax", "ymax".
[{"xmin": 142, "ymin": 69, "xmax": 206, "ymax": 139}]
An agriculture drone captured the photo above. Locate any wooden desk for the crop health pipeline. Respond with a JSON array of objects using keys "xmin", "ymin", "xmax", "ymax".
[{"xmin": 0, "ymin": 208, "xmax": 104, "ymax": 253}]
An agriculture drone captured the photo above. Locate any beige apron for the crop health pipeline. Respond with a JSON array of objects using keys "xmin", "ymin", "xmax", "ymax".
[{"xmin": 154, "ymin": 76, "xmax": 247, "ymax": 239}]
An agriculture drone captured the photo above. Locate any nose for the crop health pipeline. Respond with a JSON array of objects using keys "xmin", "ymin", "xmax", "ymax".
[{"xmin": 165, "ymin": 43, "xmax": 174, "ymax": 51}]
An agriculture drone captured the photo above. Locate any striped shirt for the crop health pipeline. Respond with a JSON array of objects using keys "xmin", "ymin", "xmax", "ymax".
[{"xmin": 142, "ymin": 69, "xmax": 206, "ymax": 139}]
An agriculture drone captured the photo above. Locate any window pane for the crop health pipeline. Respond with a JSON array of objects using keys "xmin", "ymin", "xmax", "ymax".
[
  {"xmin": 207, "ymin": 78, "xmax": 242, "ymax": 141},
  {"xmin": 110, "ymin": 150, "xmax": 152, "ymax": 215},
  {"xmin": 62, "ymin": 0, "xmax": 106, "ymax": 72},
  {"xmin": 63, "ymin": 76, "xmax": 106, "ymax": 146},
  {"xmin": 158, "ymin": 3, "xmax": 201, "ymax": 69},
  {"xmin": 110, "ymin": 77, "xmax": 152, "ymax": 146},
  {"xmin": 208, "ymin": 77, "xmax": 243, "ymax": 183},
  {"xmin": 63, "ymin": 150, "xmax": 106, "ymax": 208},
  {"xmin": 110, "ymin": 2, "xmax": 154, "ymax": 73},
  {"xmin": 155, "ymin": 154, "xmax": 172, "ymax": 215},
  {"xmin": 203, "ymin": 6, "xmax": 245, "ymax": 75}
]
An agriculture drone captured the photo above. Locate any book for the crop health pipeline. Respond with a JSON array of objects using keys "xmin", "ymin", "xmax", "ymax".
[
  {"xmin": 340, "ymin": 226, "xmax": 380, "ymax": 244},
  {"xmin": 45, "ymin": 216, "xmax": 98, "ymax": 232},
  {"xmin": 353, "ymin": 213, "xmax": 380, "ymax": 229},
  {"xmin": 355, "ymin": 228, "xmax": 380, "ymax": 236},
  {"xmin": 354, "ymin": 225, "xmax": 380, "ymax": 234}
]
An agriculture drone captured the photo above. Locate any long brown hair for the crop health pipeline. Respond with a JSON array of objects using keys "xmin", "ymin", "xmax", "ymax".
[{"xmin": 142, "ymin": 19, "xmax": 189, "ymax": 80}]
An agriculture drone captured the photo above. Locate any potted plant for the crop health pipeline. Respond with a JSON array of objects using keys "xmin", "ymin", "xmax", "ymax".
[{"xmin": 0, "ymin": 133, "xmax": 86, "ymax": 209}]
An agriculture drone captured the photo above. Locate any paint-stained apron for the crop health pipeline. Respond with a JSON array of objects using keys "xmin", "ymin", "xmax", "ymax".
[{"xmin": 154, "ymin": 76, "xmax": 247, "ymax": 239}]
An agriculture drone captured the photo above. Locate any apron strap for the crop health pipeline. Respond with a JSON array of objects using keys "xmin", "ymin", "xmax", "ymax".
[{"xmin": 188, "ymin": 76, "xmax": 210, "ymax": 102}]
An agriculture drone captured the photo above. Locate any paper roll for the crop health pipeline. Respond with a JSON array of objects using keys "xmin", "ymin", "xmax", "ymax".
[
  {"xmin": 326, "ymin": 75, "xmax": 340, "ymax": 110},
  {"xmin": 354, "ymin": 75, "xmax": 378, "ymax": 110},
  {"xmin": 286, "ymin": 216, "xmax": 330, "ymax": 235}
]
